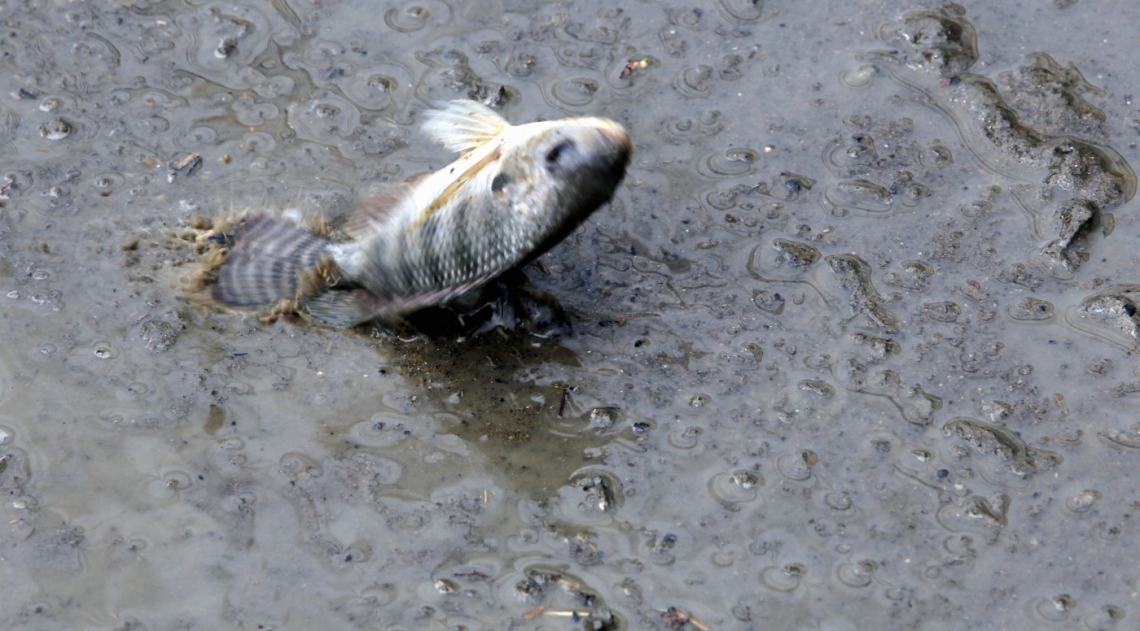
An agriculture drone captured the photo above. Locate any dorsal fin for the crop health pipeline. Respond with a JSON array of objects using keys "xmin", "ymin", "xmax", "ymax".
[
  {"xmin": 343, "ymin": 183, "xmax": 415, "ymax": 238},
  {"xmin": 421, "ymin": 100, "xmax": 510, "ymax": 155}
]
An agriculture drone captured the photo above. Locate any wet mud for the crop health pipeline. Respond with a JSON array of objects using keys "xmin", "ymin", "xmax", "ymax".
[{"xmin": 1, "ymin": 1, "xmax": 1139, "ymax": 630}]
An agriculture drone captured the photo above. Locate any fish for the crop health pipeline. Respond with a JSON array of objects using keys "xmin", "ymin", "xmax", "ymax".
[{"xmin": 210, "ymin": 100, "xmax": 631, "ymax": 326}]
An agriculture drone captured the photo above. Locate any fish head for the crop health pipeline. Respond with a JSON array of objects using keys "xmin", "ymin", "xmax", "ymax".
[{"xmin": 493, "ymin": 116, "xmax": 631, "ymax": 245}]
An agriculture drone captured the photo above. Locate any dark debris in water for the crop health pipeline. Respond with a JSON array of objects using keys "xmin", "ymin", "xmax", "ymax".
[{"xmin": 398, "ymin": 269, "xmax": 574, "ymax": 341}]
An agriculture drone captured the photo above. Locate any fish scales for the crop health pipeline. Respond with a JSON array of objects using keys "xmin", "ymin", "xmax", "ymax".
[
  {"xmin": 356, "ymin": 192, "xmax": 521, "ymax": 298},
  {"xmin": 210, "ymin": 99, "xmax": 631, "ymax": 326}
]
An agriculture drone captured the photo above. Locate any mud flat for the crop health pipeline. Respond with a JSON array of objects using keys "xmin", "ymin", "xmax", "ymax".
[{"xmin": 0, "ymin": 1, "xmax": 1138, "ymax": 629}]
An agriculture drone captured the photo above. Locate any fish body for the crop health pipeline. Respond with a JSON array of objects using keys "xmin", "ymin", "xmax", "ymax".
[{"xmin": 212, "ymin": 100, "xmax": 631, "ymax": 326}]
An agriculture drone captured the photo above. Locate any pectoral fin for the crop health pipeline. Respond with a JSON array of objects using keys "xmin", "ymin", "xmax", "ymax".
[{"xmin": 304, "ymin": 288, "xmax": 385, "ymax": 327}]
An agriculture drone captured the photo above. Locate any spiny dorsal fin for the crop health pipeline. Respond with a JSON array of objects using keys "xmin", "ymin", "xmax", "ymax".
[{"xmin": 421, "ymin": 100, "xmax": 510, "ymax": 155}]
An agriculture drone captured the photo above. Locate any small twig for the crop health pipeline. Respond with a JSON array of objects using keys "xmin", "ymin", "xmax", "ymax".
[
  {"xmin": 620, "ymin": 58, "xmax": 651, "ymax": 79},
  {"xmin": 663, "ymin": 607, "xmax": 710, "ymax": 631},
  {"xmin": 539, "ymin": 609, "xmax": 593, "ymax": 618},
  {"xmin": 553, "ymin": 383, "xmax": 577, "ymax": 418},
  {"xmin": 0, "ymin": 176, "xmax": 15, "ymax": 199}
]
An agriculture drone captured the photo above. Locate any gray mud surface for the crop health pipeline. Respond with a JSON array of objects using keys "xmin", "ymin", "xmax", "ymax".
[{"xmin": 1, "ymin": 1, "xmax": 1139, "ymax": 629}]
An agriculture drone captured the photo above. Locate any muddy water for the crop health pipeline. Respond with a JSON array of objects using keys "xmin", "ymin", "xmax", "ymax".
[{"xmin": 1, "ymin": 1, "xmax": 1139, "ymax": 629}]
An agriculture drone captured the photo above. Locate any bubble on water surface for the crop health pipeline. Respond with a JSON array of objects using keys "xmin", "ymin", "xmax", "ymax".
[
  {"xmin": 673, "ymin": 64, "xmax": 714, "ymax": 98},
  {"xmin": 1008, "ymin": 297, "xmax": 1055, "ymax": 321},
  {"xmin": 1064, "ymin": 489, "xmax": 1101, "ymax": 514},
  {"xmin": 349, "ymin": 414, "xmax": 412, "ymax": 448},
  {"xmin": 714, "ymin": 0, "xmax": 770, "ymax": 24},
  {"xmin": 141, "ymin": 470, "xmax": 193, "ymax": 504},
  {"xmin": 1029, "ymin": 594, "xmax": 1078, "ymax": 623},
  {"xmin": 279, "ymin": 452, "xmax": 323, "ymax": 481},
  {"xmin": 822, "ymin": 179, "xmax": 893, "ymax": 216},
  {"xmin": 776, "ymin": 450, "xmax": 816, "ymax": 482},
  {"xmin": 546, "ymin": 77, "xmax": 600, "ymax": 110},
  {"xmin": 288, "ymin": 92, "xmax": 360, "ymax": 143},
  {"xmin": 92, "ymin": 341, "xmax": 119, "ymax": 359},
  {"xmin": 384, "ymin": 2, "xmax": 451, "ymax": 34},
  {"xmin": 183, "ymin": 4, "xmax": 273, "ymax": 89},
  {"xmin": 585, "ymin": 406, "xmax": 621, "ymax": 432},
  {"xmin": 345, "ymin": 67, "xmax": 410, "ymax": 111},
  {"xmin": 666, "ymin": 426, "xmax": 704, "ymax": 452},
  {"xmin": 836, "ymin": 559, "xmax": 878, "ymax": 588},
  {"xmin": 841, "ymin": 64, "xmax": 879, "ymax": 89},
  {"xmin": 759, "ymin": 562, "xmax": 809, "ymax": 592},
  {"xmin": 698, "ymin": 147, "xmax": 758, "ymax": 178},
  {"xmin": 1083, "ymin": 605, "xmax": 1127, "ymax": 631},
  {"xmin": 708, "ymin": 469, "xmax": 763, "ymax": 507}
]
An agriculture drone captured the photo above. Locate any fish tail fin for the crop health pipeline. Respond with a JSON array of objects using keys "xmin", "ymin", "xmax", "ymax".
[{"xmin": 212, "ymin": 214, "xmax": 330, "ymax": 306}]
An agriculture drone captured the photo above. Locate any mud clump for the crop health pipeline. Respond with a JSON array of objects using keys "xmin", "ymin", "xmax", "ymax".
[
  {"xmin": 1069, "ymin": 285, "xmax": 1140, "ymax": 351},
  {"xmin": 943, "ymin": 417, "xmax": 1063, "ymax": 477},
  {"xmin": 998, "ymin": 52, "xmax": 1107, "ymax": 140},
  {"xmin": 877, "ymin": 9, "xmax": 1136, "ymax": 277},
  {"xmin": 1037, "ymin": 199, "xmax": 1095, "ymax": 275},
  {"xmin": 139, "ymin": 315, "xmax": 184, "ymax": 353},
  {"xmin": 826, "ymin": 254, "xmax": 899, "ymax": 333},
  {"xmin": 889, "ymin": 7, "xmax": 979, "ymax": 76}
]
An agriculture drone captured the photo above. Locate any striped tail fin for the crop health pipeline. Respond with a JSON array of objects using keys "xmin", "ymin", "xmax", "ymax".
[{"xmin": 212, "ymin": 214, "xmax": 331, "ymax": 306}]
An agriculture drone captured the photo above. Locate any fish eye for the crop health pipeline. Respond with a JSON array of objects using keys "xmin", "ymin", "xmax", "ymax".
[
  {"xmin": 545, "ymin": 140, "xmax": 575, "ymax": 167},
  {"xmin": 491, "ymin": 172, "xmax": 511, "ymax": 193}
]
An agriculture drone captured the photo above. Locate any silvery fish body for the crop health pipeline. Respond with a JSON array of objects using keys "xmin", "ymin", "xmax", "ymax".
[{"xmin": 212, "ymin": 100, "xmax": 631, "ymax": 326}]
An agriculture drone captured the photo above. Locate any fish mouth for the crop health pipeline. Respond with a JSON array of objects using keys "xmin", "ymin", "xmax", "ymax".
[{"xmin": 596, "ymin": 122, "xmax": 632, "ymax": 154}]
